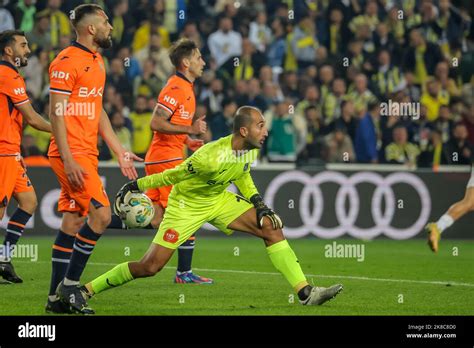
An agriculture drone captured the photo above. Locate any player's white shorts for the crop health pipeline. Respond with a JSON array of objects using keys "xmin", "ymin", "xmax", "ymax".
[{"xmin": 467, "ymin": 165, "xmax": 474, "ymax": 188}]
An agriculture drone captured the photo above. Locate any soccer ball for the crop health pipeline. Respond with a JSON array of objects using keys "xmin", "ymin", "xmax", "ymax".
[{"xmin": 118, "ymin": 193, "xmax": 155, "ymax": 228}]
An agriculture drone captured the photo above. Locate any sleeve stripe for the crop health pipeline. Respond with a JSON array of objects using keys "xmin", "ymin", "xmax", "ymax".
[
  {"xmin": 50, "ymin": 87, "xmax": 72, "ymax": 95},
  {"xmin": 14, "ymin": 98, "xmax": 30, "ymax": 106},
  {"xmin": 157, "ymin": 102, "xmax": 174, "ymax": 114}
]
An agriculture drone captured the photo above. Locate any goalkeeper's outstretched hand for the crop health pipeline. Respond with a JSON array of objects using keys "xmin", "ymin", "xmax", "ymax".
[
  {"xmin": 250, "ymin": 194, "xmax": 284, "ymax": 230},
  {"xmin": 113, "ymin": 180, "xmax": 140, "ymax": 215}
]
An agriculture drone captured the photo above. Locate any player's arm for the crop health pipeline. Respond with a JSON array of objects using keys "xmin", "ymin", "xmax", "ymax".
[
  {"xmin": 115, "ymin": 152, "xmax": 206, "ymax": 208},
  {"xmin": 99, "ymin": 109, "xmax": 143, "ymax": 180},
  {"xmin": 16, "ymin": 102, "xmax": 51, "ymax": 132},
  {"xmin": 150, "ymin": 104, "xmax": 206, "ymax": 135},
  {"xmin": 49, "ymin": 93, "xmax": 87, "ymax": 189},
  {"xmin": 235, "ymin": 172, "xmax": 283, "ymax": 230}
]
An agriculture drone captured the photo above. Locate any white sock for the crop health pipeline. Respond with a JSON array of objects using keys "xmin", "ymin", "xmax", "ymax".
[
  {"xmin": 436, "ymin": 214, "xmax": 454, "ymax": 233},
  {"xmin": 63, "ymin": 277, "xmax": 80, "ymax": 286}
]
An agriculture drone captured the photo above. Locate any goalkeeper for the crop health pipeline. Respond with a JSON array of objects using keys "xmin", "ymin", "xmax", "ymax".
[{"xmin": 79, "ymin": 106, "xmax": 343, "ymax": 313}]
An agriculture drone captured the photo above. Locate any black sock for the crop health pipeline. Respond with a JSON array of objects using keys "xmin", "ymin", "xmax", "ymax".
[
  {"xmin": 297, "ymin": 285, "xmax": 313, "ymax": 301},
  {"xmin": 64, "ymin": 223, "xmax": 101, "ymax": 283},
  {"xmin": 1, "ymin": 208, "xmax": 31, "ymax": 260},
  {"xmin": 48, "ymin": 230, "xmax": 75, "ymax": 296},
  {"xmin": 177, "ymin": 234, "xmax": 195, "ymax": 273},
  {"xmin": 107, "ymin": 214, "xmax": 125, "ymax": 229}
]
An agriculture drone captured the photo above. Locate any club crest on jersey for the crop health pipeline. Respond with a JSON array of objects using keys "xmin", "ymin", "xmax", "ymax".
[{"xmin": 244, "ymin": 163, "xmax": 249, "ymax": 171}]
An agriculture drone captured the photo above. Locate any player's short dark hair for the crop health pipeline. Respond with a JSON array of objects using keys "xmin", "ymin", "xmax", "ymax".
[
  {"xmin": 168, "ymin": 38, "xmax": 198, "ymax": 68},
  {"xmin": 0, "ymin": 30, "xmax": 25, "ymax": 55},
  {"xmin": 71, "ymin": 4, "xmax": 104, "ymax": 28},
  {"xmin": 233, "ymin": 106, "xmax": 261, "ymax": 133}
]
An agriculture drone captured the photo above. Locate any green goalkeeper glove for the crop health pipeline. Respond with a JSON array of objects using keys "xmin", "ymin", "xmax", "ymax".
[{"xmin": 250, "ymin": 194, "xmax": 283, "ymax": 230}]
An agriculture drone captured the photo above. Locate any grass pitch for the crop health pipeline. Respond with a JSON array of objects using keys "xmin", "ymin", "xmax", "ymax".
[{"xmin": 1, "ymin": 236, "xmax": 473, "ymax": 315}]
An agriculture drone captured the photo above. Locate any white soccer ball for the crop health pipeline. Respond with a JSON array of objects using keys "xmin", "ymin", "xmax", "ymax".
[{"xmin": 118, "ymin": 193, "xmax": 155, "ymax": 228}]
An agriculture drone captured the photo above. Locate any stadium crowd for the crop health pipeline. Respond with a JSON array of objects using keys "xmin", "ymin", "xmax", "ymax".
[{"xmin": 1, "ymin": 0, "xmax": 473, "ymax": 167}]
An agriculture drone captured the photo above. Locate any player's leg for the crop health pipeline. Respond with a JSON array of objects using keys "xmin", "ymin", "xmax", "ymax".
[
  {"xmin": 84, "ymin": 243, "xmax": 175, "ymax": 297},
  {"xmin": 147, "ymin": 161, "xmax": 212, "ymax": 284},
  {"xmin": 51, "ymin": 156, "xmax": 111, "ymax": 313},
  {"xmin": 211, "ymin": 192, "xmax": 342, "ymax": 305},
  {"xmin": 426, "ymin": 186, "xmax": 474, "ymax": 253},
  {"xmin": 56, "ymin": 202, "xmax": 111, "ymax": 314},
  {"xmin": 0, "ymin": 159, "xmax": 36, "ymax": 283},
  {"xmin": 82, "ymin": 193, "xmax": 207, "ymax": 301},
  {"xmin": 46, "ymin": 211, "xmax": 85, "ymax": 314}
]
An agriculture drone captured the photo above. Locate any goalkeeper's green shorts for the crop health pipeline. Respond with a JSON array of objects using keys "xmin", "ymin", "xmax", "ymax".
[{"xmin": 152, "ymin": 190, "xmax": 254, "ymax": 249}]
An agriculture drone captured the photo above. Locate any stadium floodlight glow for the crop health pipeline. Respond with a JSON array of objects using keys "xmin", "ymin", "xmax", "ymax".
[{"xmin": 265, "ymin": 171, "xmax": 431, "ymax": 240}]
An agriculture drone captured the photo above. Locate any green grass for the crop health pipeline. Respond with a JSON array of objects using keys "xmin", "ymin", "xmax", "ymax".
[{"xmin": 1, "ymin": 236, "xmax": 473, "ymax": 315}]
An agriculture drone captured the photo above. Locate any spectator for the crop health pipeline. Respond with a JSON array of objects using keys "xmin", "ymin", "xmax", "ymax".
[
  {"xmin": 117, "ymin": 46, "xmax": 142, "ymax": 82},
  {"xmin": 107, "ymin": 57, "xmax": 134, "ymax": 106},
  {"xmin": 328, "ymin": 100, "xmax": 358, "ymax": 141},
  {"xmin": 347, "ymin": 73, "xmax": 377, "ymax": 112},
  {"xmin": 385, "ymin": 125, "xmax": 420, "ymax": 165},
  {"xmin": 236, "ymin": 78, "xmax": 268, "ymax": 112},
  {"xmin": 266, "ymin": 16, "xmax": 286, "ymax": 68},
  {"xmin": 291, "ymin": 14, "xmax": 318, "ymax": 70},
  {"xmin": 265, "ymin": 99, "xmax": 304, "ymax": 162},
  {"xmin": 418, "ymin": 129, "xmax": 448, "ymax": 168},
  {"xmin": 23, "ymin": 48, "xmax": 49, "ymax": 99},
  {"xmin": 110, "ymin": 110, "xmax": 133, "ymax": 162},
  {"xmin": 35, "ymin": 0, "xmax": 71, "ymax": 50},
  {"xmin": 179, "ymin": 21, "xmax": 203, "ymax": 49},
  {"xmin": 323, "ymin": 7, "xmax": 350, "ymax": 58},
  {"xmin": 420, "ymin": 79, "xmax": 449, "ymax": 122},
  {"xmin": 403, "ymin": 71, "xmax": 421, "ymax": 102},
  {"xmin": 12, "ymin": 0, "xmax": 36, "ymax": 33},
  {"xmin": 233, "ymin": 38, "xmax": 265, "ymax": 81},
  {"xmin": 318, "ymin": 64, "xmax": 334, "ymax": 102},
  {"xmin": 202, "ymin": 78, "xmax": 225, "ymax": 118},
  {"xmin": 134, "ymin": 33, "xmax": 173, "ymax": 84},
  {"xmin": 132, "ymin": 16, "xmax": 171, "ymax": 53},
  {"xmin": 207, "ymin": 16, "xmax": 242, "ymax": 69},
  {"xmin": 434, "ymin": 105, "xmax": 454, "ymax": 143},
  {"xmin": 349, "ymin": 0, "xmax": 379, "ymax": 34},
  {"xmin": 134, "ymin": 58, "xmax": 161, "ymax": 98},
  {"xmin": 444, "ymin": 122, "xmax": 474, "ymax": 165},
  {"xmin": 209, "ymin": 99, "xmax": 237, "ymax": 140},
  {"xmin": 296, "ymin": 84, "xmax": 319, "ymax": 120},
  {"xmin": 322, "ymin": 78, "xmax": 346, "ymax": 125},
  {"xmin": 434, "ymin": 61, "xmax": 461, "ymax": 99},
  {"xmin": 249, "ymin": 12, "xmax": 271, "ymax": 53},
  {"xmin": 27, "ymin": 12, "xmax": 51, "ymax": 52},
  {"xmin": 371, "ymin": 49, "xmax": 404, "ymax": 100},
  {"xmin": 0, "ymin": 3, "xmax": 15, "ymax": 32},
  {"xmin": 402, "ymin": 29, "xmax": 443, "ymax": 85},
  {"xmin": 462, "ymin": 104, "xmax": 474, "ymax": 146},
  {"xmin": 354, "ymin": 102, "xmax": 380, "ymax": 163},
  {"xmin": 110, "ymin": 0, "xmax": 135, "ymax": 48},
  {"xmin": 323, "ymin": 124, "xmax": 356, "ymax": 163},
  {"xmin": 129, "ymin": 96, "xmax": 153, "ymax": 158},
  {"xmin": 298, "ymin": 105, "xmax": 323, "ymax": 162}
]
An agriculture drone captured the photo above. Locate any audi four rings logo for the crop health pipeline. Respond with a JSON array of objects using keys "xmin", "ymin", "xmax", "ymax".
[{"xmin": 265, "ymin": 171, "xmax": 431, "ymax": 240}]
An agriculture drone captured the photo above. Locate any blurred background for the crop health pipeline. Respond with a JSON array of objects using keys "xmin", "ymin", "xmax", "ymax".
[{"xmin": 0, "ymin": 0, "xmax": 472, "ymax": 167}]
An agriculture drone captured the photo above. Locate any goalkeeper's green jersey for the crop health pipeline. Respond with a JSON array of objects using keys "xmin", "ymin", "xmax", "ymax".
[{"xmin": 137, "ymin": 134, "xmax": 259, "ymax": 200}]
